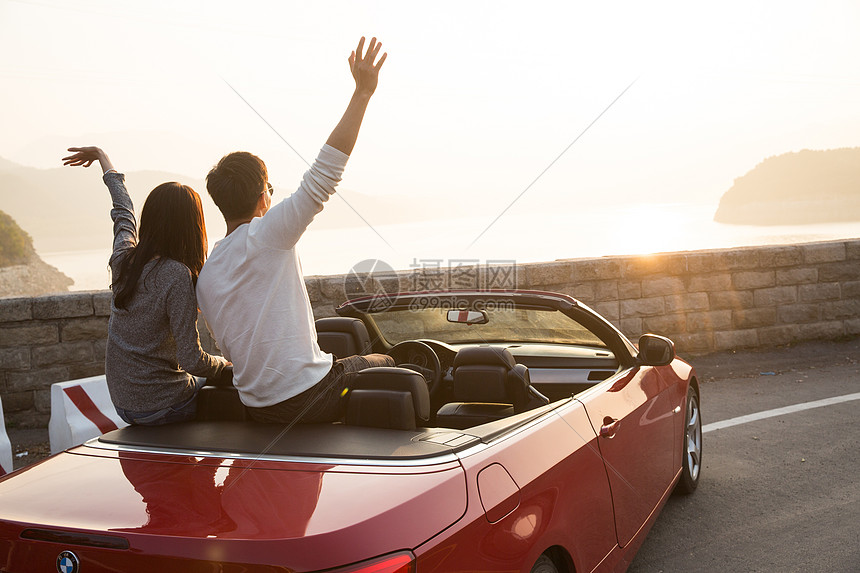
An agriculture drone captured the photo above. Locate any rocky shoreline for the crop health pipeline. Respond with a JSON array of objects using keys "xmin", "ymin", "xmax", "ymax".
[{"xmin": 0, "ymin": 254, "xmax": 73, "ymax": 298}]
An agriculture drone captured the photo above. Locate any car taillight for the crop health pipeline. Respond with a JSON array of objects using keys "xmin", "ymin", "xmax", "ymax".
[{"xmin": 326, "ymin": 551, "xmax": 415, "ymax": 573}]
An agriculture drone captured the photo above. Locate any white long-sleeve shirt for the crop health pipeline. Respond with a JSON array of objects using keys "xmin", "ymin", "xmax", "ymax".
[{"xmin": 196, "ymin": 145, "xmax": 349, "ymax": 408}]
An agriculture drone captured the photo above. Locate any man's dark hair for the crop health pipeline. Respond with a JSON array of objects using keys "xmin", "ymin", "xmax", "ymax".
[{"xmin": 206, "ymin": 152, "xmax": 268, "ymax": 220}]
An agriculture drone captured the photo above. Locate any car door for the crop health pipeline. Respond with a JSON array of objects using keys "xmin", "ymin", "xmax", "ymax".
[{"xmin": 576, "ymin": 364, "xmax": 677, "ymax": 548}]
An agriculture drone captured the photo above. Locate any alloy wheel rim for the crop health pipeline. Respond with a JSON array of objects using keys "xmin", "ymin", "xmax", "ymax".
[{"xmin": 685, "ymin": 395, "xmax": 702, "ymax": 481}]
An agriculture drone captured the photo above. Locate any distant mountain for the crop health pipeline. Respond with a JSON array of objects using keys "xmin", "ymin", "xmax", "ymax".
[
  {"xmin": 0, "ymin": 156, "xmax": 437, "ymax": 254},
  {"xmin": 0, "ymin": 210, "xmax": 72, "ymax": 297},
  {"xmin": 714, "ymin": 148, "xmax": 860, "ymax": 225}
]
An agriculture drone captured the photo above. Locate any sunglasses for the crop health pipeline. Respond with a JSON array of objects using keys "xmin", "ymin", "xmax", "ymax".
[{"xmin": 263, "ymin": 182, "xmax": 274, "ymax": 196}]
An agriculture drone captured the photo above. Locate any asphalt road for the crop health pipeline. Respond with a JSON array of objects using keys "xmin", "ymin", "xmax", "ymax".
[{"xmin": 629, "ymin": 337, "xmax": 860, "ymax": 573}]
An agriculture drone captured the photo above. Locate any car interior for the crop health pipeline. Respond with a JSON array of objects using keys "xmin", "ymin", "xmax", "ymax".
[{"xmin": 97, "ymin": 315, "xmax": 623, "ymax": 461}]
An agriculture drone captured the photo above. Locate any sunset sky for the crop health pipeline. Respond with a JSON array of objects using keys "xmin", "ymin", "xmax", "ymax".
[{"xmin": 2, "ymin": 0, "xmax": 859, "ymax": 276}]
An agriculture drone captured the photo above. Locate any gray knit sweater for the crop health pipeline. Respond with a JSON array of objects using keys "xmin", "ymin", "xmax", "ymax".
[{"xmin": 103, "ymin": 172, "xmax": 228, "ymax": 411}]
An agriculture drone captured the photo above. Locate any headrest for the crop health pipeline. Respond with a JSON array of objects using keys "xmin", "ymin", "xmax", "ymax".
[
  {"xmin": 315, "ymin": 317, "xmax": 372, "ymax": 358},
  {"xmin": 453, "ymin": 346, "xmax": 517, "ymax": 370},
  {"xmin": 349, "ymin": 367, "xmax": 431, "ymax": 422},
  {"xmin": 452, "ymin": 347, "xmax": 528, "ymax": 410}
]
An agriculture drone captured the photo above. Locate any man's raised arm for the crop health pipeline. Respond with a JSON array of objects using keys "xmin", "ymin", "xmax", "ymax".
[{"xmin": 326, "ymin": 36, "xmax": 387, "ymax": 156}]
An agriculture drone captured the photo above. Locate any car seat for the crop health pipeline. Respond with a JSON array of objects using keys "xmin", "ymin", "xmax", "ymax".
[
  {"xmin": 345, "ymin": 367, "xmax": 430, "ymax": 430},
  {"xmin": 436, "ymin": 346, "xmax": 548, "ymax": 430}
]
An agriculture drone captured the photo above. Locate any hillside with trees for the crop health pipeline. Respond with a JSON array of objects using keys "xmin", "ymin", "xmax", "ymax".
[
  {"xmin": 0, "ymin": 210, "xmax": 72, "ymax": 297},
  {"xmin": 714, "ymin": 148, "xmax": 860, "ymax": 225}
]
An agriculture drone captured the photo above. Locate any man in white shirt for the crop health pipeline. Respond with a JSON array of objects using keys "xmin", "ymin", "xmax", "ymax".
[{"xmin": 197, "ymin": 37, "xmax": 394, "ymax": 424}]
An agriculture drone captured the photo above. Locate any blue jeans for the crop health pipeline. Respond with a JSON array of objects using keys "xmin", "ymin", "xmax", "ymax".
[{"xmin": 115, "ymin": 377, "xmax": 206, "ymax": 426}]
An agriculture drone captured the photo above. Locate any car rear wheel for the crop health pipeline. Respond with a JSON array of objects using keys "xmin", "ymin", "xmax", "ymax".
[
  {"xmin": 676, "ymin": 385, "xmax": 702, "ymax": 494},
  {"xmin": 530, "ymin": 554, "xmax": 559, "ymax": 573}
]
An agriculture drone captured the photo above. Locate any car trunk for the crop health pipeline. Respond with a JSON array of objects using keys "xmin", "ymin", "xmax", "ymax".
[{"xmin": 0, "ymin": 445, "xmax": 467, "ymax": 572}]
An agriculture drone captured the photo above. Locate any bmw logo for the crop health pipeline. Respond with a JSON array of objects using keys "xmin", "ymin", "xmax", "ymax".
[{"xmin": 57, "ymin": 550, "xmax": 79, "ymax": 573}]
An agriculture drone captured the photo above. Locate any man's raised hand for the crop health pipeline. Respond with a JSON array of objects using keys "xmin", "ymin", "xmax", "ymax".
[{"xmin": 348, "ymin": 36, "xmax": 387, "ymax": 97}]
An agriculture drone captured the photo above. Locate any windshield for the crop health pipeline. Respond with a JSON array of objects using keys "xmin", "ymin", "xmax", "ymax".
[{"xmin": 370, "ymin": 306, "xmax": 607, "ymax": 347}]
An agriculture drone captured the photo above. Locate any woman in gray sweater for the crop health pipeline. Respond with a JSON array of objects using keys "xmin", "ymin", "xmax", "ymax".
[{"xmin": 63, "ymin": 147, "xmax": 229, "ymax": 425}]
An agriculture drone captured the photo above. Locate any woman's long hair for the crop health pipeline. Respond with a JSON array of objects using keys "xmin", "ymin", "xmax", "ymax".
[{"xmin": 113, "ymin": 182, "xmax": 207, "ymax": 309}]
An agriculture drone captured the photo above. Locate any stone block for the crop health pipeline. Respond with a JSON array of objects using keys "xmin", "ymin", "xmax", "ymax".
[
  {"xmin": 759, "ymin": 246, "xmax": 802, "ymax": 267},
  {"xmin": 714, "ymin": 329, "xmax": 759, "ymax": 351},
  {"xmin": 304, "ymin": 277, "xmax": 322, "ymax": 303},
  {"xmin": 0, "ymin": 324, "xmax": 58, "ymax": 347},
  {"xmin": 93, "ymin": 338, "xmax": 108, "ymax": 360},
  {"xmin": 778, "ymin": 304, "xmax": 820, "ymax": 324},
  {"xmin": 1, "ymin": 391, "xmax": 34, "ymax": 412},
  {"xmin": 843, "ymin": 281, "xmax": 860, "ymax": 299},
  {"xmin": 6, "ymin": 366, "xmax": 70, "ymax": 392},
  {"xmin": 798, "ymin": 283, "xmax": 841, "ymax": 303},
  {"xmin": 68, "ymin": 363, "xmax": 107, "ymax": 380},
  {"xmin": 619, "ymin": 318, "xmax": 643, "ymax": 338},
  {"xmin": 732, "ymin": 308, "xmax": 777, "ymax": 329},
  {"xmin": 687, "ymin": 273, "xmax": 732, "ymax": 292},
  {"xmin": 620, "ymin": 297, "xmax": 665, "ymax": 318},
  {"xmin": 312, "ymin": 305, "xmax": 338, "ymax": 319},
  {"xmin": 525, "ymin": 262, "xmax": 572, "ymax": 286},
  {"xmin": 845, "ymin": 318, "xmax": 860, "ymax": 335},
  {"xmin": 822, "ymin": 299, "xmax": 860, "ymax": 321},
  {"xmin": 801, "ymin": 242, "xmax": 846, "ymax": 264},
  {"xmin": 641, "ymin": 277, "xmax": 685, "ymax": 297},
  {"xmin": 575, "ymin": 259, "xmax": 623, "ymax": 281},
  {"xmin": 31, "ymin": 341, "xmax": 94, "ymax": 368},
  {"xmin": 592, "ymin": 281, "xmax": 619, "ymax": 302},
  {"xmin": 32, "ymin": 293, "xmax": 93, "ymax": 320},
  {"xmin": 757, "ymin": 325, "xmax": 800, "ymax": 346},
  {"xmin": 0, "ymin": 298, "xmax": 32, "ymax": 323},
  {"xmin": 591, "ymin": 301, "xmax": 619, "ymax": 321},
  {"xmin": 776, "ymin": 268, "xmax": 817, "ymax": 286},
  {"xmin": 617, "ymin": 281, "xmax": 642, "ymax": 299},
  {"xmin": 800, "ymin": 321, "xmax": 845, "ymax": 340},
  {"xmin": 686, "ymin": 310, "xmax": 733, "ymax": 332},
  {"xmin": 754, "ymin": 286, "xmax": 797, "ymax": 307},
  {"xmin": 818, "ymin": 261, "xmax": 860, "ymax": 282},
  {"xmin": 732, "ymin": 271, "xmax": 775, "ymax": 290},
  {"xmin": 709, "ymin": 291, "xmax": 754, "ymax": 311},
  {"xmin": 673, "ymin": 332, "xmax": 714, "ymax": 355},
  {"xmin": 35, "ymin": 389, "xmax": 52, "ymax": 413},
  {"xmin": 60, "ymin": 317, "xmax": 109, "ymax": 342},
  {"xmin": 687, "ymin": 250, "xmax": 759, "ymax": 273},
  {"xmin": 621, "ymin": 254, "xmax": 687, "ymax": 278},
  {"xmin": 0, "ymin": 347, "xmax": 29, "ymax": 370},
  {"xmin": 847, "ymin": 241, "xmax": 860, "ymax": 260},
  {"xmin": 319, "ymin": 276, "xmax": 347, "ymax": 301},
  {"xmin": 93, "ymin": 291, "xmax": 112, "ymax": 316},
  {"xmin": 561, "ymin": 283, "xmax": 596, "ymax": 302},
  {"xmin": 643, "ymin": 314, "xmax": 686, "ymax": 335},
  {"xmin": 665, "ymin": 292, "xmax": 709, "ymax": 313}
]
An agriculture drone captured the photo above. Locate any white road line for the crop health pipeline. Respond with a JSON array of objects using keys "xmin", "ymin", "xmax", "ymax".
[{"xmin": 702, "ymin": 392, "xmax": 860, "ymax": 433}]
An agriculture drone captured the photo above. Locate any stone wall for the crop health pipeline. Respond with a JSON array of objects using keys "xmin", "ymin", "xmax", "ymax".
[
  {"xmin": 1, "ymin": 291, "xmax": 110, "ymax": 427},
  {"xmin": 2, "ymin": 239, "xmax": 858, "ymax": 428}
]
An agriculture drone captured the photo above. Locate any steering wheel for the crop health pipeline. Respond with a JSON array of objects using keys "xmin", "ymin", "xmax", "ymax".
[{"xmin": 387, "ymin": 340, "xmax": 442, "ymax": 392}]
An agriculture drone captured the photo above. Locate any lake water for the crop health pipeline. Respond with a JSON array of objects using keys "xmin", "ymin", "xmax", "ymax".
[{"xmin": 41, "ymin": 202, "xmax": 860, "ymax": 292}]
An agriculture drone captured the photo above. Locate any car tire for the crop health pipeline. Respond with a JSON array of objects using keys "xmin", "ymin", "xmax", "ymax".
[
  {"xmin": 675, "ymin": 384, "xmax": 702, "ymax": 494},
  {"xmin": 530, "ymin": 554, "xmax": 559, "ymax": 573}
]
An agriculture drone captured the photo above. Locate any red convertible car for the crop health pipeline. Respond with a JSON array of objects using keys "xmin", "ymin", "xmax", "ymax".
[{"xmin": 0, "ymin": 290, "xmax": 701, "ymax": 573}]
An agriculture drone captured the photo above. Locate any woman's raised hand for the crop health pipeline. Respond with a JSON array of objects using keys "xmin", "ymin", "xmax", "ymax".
[
  {"xmin": 63, "ymin": 147, "xmax": 114, "ymax": 173},
  {"xmin": 348, "ymin": 36, "xmax": 387, "ymax": 97}
]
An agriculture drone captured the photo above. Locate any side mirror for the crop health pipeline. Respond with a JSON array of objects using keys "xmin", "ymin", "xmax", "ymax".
[{"xmin": 637, "ymin": 334, "xmax": 675, "ymax": 366}]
